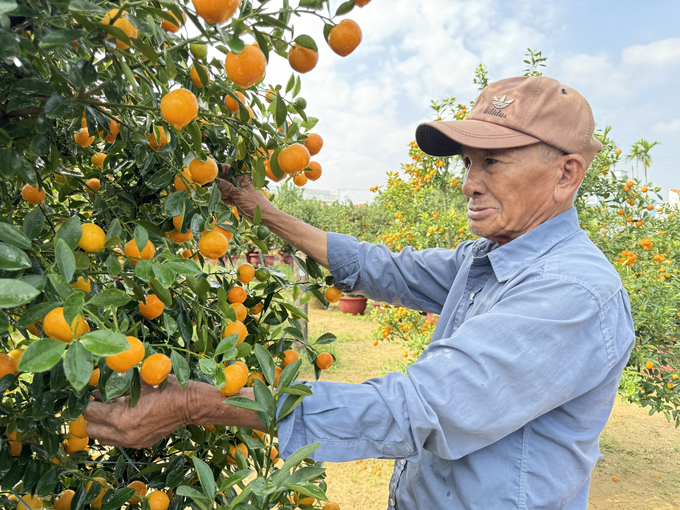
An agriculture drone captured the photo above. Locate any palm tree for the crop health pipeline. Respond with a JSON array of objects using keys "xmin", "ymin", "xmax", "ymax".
[
  {"xmin": 627, "ymin": 140, "xmax": 661, "ymax": 183},
  {"xmin": 637, "ymin": 139, "xmax": 661, "ymax": 184},
  {"xmin": 626, "ymin": 143, "xmax": 642, "ymax": 180}
]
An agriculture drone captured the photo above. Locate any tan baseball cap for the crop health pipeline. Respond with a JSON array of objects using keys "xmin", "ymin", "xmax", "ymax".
[{"xmin": 415, "ymin": 76, "xmax": 603, "ymax": 166}]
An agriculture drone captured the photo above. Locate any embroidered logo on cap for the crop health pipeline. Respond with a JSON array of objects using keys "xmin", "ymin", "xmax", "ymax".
[
  {"xmin": 492, "ymin": 95, "xmax": 514, "ymax": 109},
  {"xmin": 482, "ymin": 95, "xmax": 515, "ymax": 119}
]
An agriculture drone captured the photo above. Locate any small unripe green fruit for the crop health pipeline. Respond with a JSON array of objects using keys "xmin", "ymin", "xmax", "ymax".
[{"xmin": 190, "ymin": 43, "xmax": 208, "ymax": 60}]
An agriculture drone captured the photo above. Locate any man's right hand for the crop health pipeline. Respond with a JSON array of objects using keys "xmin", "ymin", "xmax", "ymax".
[
  {"xmin": 215, "ymin": 166, "xmax": 330, "ymax": 269},
  {"xmin": 216, "ymin": 174, "xmax": 273, "ymax": 224}
]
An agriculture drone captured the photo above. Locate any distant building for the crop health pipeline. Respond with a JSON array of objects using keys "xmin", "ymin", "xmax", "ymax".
[
  {"xmin": 299, "ymin": 188, "xmax": 374, "ymax": 204},
  {"xmin": 670, "ymin": 189, "xmax": 680, "ymax": 207}
]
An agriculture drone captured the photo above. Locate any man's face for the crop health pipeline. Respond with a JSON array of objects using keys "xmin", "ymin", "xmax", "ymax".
[{"xmin": 460, "ymin": 144, "xmax": 564, "ymax": 246}]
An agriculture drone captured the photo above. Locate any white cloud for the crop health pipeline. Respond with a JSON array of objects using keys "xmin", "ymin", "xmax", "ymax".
[
  {"xmin": 559, "ymin": 53, "xmax": 632, "ymax": 101},
  {"xmin": 652, "ymin": 119, "xmax": 680, "ymax": 133},
  {"xmin": 622, "ymin": 38, "xmax": 680, "ymax": 67}
]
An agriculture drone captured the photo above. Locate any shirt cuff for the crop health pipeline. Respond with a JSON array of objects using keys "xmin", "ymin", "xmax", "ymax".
[
  {"xmin": 327, "ymin": 232, "xmax": 360, "ymax": 292},
  {"xmin": 276, "ymin": 383, "xmax": 310, "ymax": 459}
]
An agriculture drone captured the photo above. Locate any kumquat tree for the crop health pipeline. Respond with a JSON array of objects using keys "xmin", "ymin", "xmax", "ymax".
[
  {"xmin": 370, "ymin": 58, "xmax": 680, "ymax": 427},
  {"xmin": 0, "ymin": 0, "xmax": 371, "ymax": 508}
]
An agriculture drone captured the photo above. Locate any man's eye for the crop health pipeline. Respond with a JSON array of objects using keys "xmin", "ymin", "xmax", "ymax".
[{"xmin": 486, "ymin": 158, "xmax": 498, "ymax": 165}]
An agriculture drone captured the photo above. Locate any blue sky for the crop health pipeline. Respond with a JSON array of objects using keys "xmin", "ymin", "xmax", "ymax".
[{"xmin": 197, "ymin": 0, "xmax": 680, "ymax": 202}]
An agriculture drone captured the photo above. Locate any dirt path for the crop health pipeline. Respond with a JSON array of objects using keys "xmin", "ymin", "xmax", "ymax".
[{"xmin": 303, "ymin": 306, "xmax": 680, "ymax": 509}]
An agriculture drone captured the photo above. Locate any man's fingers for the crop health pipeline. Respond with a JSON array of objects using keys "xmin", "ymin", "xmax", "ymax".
[
  {"xmin": 86, "ymin": 421, "xmax": 116, "ymax": 443},
  {"xmin": 84, "ymin": 400, "xmax": 122, "ymax": 424}
]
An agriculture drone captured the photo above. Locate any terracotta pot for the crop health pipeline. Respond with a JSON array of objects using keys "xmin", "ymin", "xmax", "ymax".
[
  {"xmin": 282, "ymin": 254, "xmax": 294, "ymax": 265},
  {"xmin": 339, "ymin": 296, "xmax": 368, "ymax": 315},
  {"xmin": 426, "ymin": 313, "xmax": 439, "ymax": 324},
  {"xmin": 263, "ymin": 254, "xmax": 275, "ymax": 267},
  {"xmin": 246, "ymin": 252, "xmax": 261, "ymax": 265}
]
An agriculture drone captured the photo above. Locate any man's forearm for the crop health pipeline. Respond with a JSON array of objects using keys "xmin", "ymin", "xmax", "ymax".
[
  {"xmin": 260, "ymin": 204, "xmax": 329, "ymax": 269},
  {"xmin": 189, "ymin": 381, "xmax": 270, "ymax": 432}
]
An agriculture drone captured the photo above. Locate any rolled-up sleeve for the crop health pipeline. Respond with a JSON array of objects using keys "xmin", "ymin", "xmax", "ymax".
[
  {"xmin": 278, "ymin": 277, "xmax": 616, "ymax": 463},
  {"xmin": 327, "ymin": 233, "xmax": 473, "ymax": 313}
]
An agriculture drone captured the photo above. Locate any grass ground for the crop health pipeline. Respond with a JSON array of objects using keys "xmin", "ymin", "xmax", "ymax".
[{"xmin": 300, "ymin": 306, "xmax": 680, "ymax": 510}]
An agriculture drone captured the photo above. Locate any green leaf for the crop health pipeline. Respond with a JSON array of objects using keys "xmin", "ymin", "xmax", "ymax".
[
  {"xmin": 323, "ymin": 23, "xmax": 333, "ymax": 43},
  {"xmin": 79, "ymin": 330, "xmax": 130, "ymax": 357},
  {"xmin": 175, "ymin": 485, "xmax": 210, "ymax": 503},
  {"xmin": 63, "ymin": 291, "xmax": 85, "ymax": 328},
  {"xmin": 192, "ymin": 456, "xmax": 216, "ymax": 498},
  {"xmin": 0, "ymin": 279, "xmax": 40, "ymax": 308},
  {"xmin": 170, "ymin": 350, "xmax": 190, "ymax": 388},
  {"xmin": 220, "ymin": 469, "xmax": 253, "ymax": 492},
  {"xmin": 68, "ymin": 0, "xmax": 106, "ymax": 15},
  {"xmin": 134, "ymin": 225, "xmax": 148, "ymax": 257},
  {"xmin": 252, "ymin": 378, "xmax": 275, "ymax": 416},
  {"xmin": 270, "ymin": 147, "xmax": 285, "ymax": 180},
  {"xmin": 0, "ymin": 1, "xmax": 18, "ymax": 16},
  {"xmin": 35, "ymin": 467, "xmax": 59, "ymax": 497},
  {"xmin": 227, "ymin": 35, "xmax": 245, "ymax": 54},
  {"xmin": 0, "ymin": 243, "xmax": 30, "ymax": 270},
  {"xmin": 48, "ymin": 274, "xmax": 75, "ymax": 300},
  {"xmin": 277, "ymin": 393, "xmax": 305, "ymax": 421},
  {"xmin": 315, "ymin": 332, "xmax": 336, "ymax": 345},
  {"xmin": 23, "ymin": 208, "xmax": 45, "ymax": 239},
  {"xmin": 252, "ymin": 158, "xmax": 265, "ymax": 190},
  {"xmin": 274, "ymin": 93, "xmax": 287, "ymax": 128},
  {"xmin": 55, "ymin": 238, "xmax": 76, "ymax": 283},
  {"xmin": 18, "ymin": 338, "xmax": 67, "ymax": 372},
  {"xmin": 215, "ymin": 334, "xmax": 240, "ymax": 356},
  {"xmin": 281, "ymin": 442, "xmax": 321, "ymax": 471},
  {"xmin": 55, "ymin": 216, "xmax": 82, "ymax": 250},
  {"xmin": 335, "ymin": 0, "xmax": 355, "ymax": 16},
  {"xmin": 100, "ymin": 488, "xmax": 138, "ymax": 510},
  {"xmin": 208, "ymin": 183, "xmax": 220, "ymax": 214},
  {"xmin": 254, "ymin": 343, "xmax": 276, "ymax": 386},
  {"xmin": 223, "ymin": 396, "xmax": 266, "ymax": 413},
  {"xmin": 277, "ymin": 359, "xmax": 300, "ymax": 390},
  {"xmin": 253, "ymin": 29, "xmax": 269, "ymax": 62},
  {"xmin": 16, "ymin": 302, "xmax": 59, "ymax": 328},
  {"xmin": 187, "ymin": 121, "xmax": 202, "ymax": 154},
  {"xmin": 106, "ymin": 218, "xmax": 121, "ymax": 241},
  {"xmin": 279, "ymin": 384, "xmax": 313, "ymax": 396},
  {"xmin": 294, "ymin": 35, "xmax": 318, "ymax": 52},
  {"xmin": 64, "ymin": 342, "xmax": 94, "ymax": 391},
  {"xmin": 104, "ymin": 367, "xmax": 132, "ymax": 398},
  {"xmin": 0, "ymin": 222, "xmax": 31, "ymax": 250},
  {"xmin": 284, "ymin": 482, "xmax": 327, "ymax": 501},
  {"xmin": 164, "ymin": 191, "xmax": 189, "ymax": 217},
  {"xmin": 39, "ymin": 29, "xmax": 86, "ymax": 47},
  {"xmin": 88, "ymin": 289, "xmax": 131, "ymax": 308},
  {"xmin": 166, "ymin": 259, "xmax": 201, "ymax": 276},
  {"xmin": 253, "ymin": 205, "xmax": 262, "ymax": 226},
  {"xmin": 119, "ymin": 59, "xmax": 138, "ymax": 95},
  {"xmin": 164, "ymin": 47, "xmax": 176, "ymax": 79},
  {"xmin": 106, "ymin": 254, "xmax": 121, "ymax": 277}
]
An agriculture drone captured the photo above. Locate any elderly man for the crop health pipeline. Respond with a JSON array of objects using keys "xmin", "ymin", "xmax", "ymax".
[{"xmin": 85, "ymin": 76, "xmax": 635, "ymax": 509}]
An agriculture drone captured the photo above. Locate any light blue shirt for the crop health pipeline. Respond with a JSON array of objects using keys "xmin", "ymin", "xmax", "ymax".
[{"xmin": 278, "ymin": 208, "xmax": 635, "ymax": 509}]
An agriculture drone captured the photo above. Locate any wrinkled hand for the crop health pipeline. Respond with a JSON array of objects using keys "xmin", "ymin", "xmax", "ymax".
[
  {"xmin": 84, "ymin": 376, "xmax": 195, "ymax": 449},
  {"xmin": 216, "ymin": 172, "xmax": 272, "ymax": 223}
]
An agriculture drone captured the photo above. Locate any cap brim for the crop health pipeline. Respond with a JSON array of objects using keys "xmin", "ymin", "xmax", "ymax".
[{"xmin": 415, "ymin": 120, "xmax": 541, "ymax": 157}]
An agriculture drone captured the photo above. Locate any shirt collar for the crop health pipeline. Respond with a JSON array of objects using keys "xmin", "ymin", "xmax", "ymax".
[{"xmin": 474, "ymin": 208, "xmax": 581, "ymax": 282}]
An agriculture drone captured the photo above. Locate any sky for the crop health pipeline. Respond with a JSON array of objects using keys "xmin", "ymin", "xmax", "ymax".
[{"xmin": 200, "ymin": 0, "xmax": 680, "ymax": 203}]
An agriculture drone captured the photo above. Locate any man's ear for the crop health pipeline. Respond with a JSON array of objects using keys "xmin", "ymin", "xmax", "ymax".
[{"xmin": 555, "ymin": 154, "xmax": 586, "ymax": 203}]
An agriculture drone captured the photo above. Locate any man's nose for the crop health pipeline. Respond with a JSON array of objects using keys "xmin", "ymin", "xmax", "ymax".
[{"xmin": 461, "ymin": 165, "xmax": 486, "ymax": 198}]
